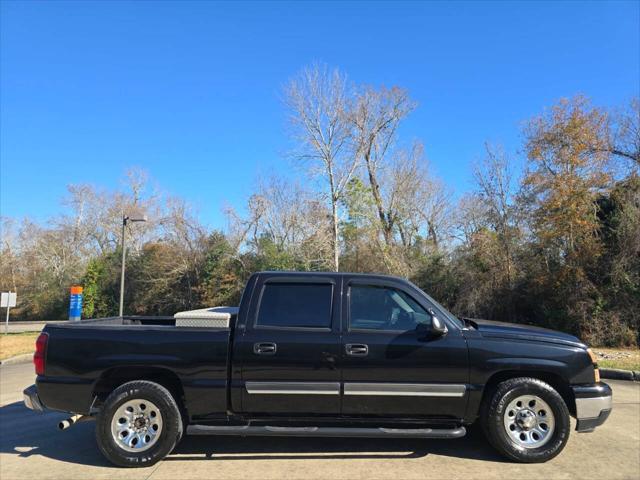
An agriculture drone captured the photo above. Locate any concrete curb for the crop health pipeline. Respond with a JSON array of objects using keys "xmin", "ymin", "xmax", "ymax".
[
  {"xmin": 0, "ymin": 353, "xmax": 33, "ymax": 366},
  {"xmin": 600, "ymin": 368, "xmax": 640, "ymax": 382}
]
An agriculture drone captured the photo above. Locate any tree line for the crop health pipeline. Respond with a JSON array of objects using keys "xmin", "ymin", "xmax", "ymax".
[{"xmin": 1, "ymin": 64, "xmax": 638, "ymax": 347}]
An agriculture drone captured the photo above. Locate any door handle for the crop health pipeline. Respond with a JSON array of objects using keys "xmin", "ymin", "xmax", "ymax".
[
  {"xmin": 254, "ymin": 342, "xmax": 277, "ymax": 355},
  {"xmin": 345, "ymin": 343, "xmax": 368, "ymax": 356}
]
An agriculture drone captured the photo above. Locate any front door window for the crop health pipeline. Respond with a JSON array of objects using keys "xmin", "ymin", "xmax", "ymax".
[{"xmin": 350, "ymin": 285, "xmax": 431, "ymax": 332}]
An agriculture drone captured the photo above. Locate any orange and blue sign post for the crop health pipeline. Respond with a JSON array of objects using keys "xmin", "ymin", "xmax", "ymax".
[{"xmin": 69, "ymin": 286, "xmax": 83, "ymax": 321}]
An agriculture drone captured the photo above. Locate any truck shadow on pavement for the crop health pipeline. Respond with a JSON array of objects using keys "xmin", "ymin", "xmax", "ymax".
[
  {"xmin": 170, "ymin": 429, "xmax": 506, "ymax": 462},
  {"xmin": 1, "ymin": 402, "xmax": 506, "ymax": 466}
]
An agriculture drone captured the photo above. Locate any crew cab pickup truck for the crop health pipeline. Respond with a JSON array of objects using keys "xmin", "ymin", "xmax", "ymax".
[{"xmin": 24, "ymin": 271, "xmax": 612, "ymax": 467}]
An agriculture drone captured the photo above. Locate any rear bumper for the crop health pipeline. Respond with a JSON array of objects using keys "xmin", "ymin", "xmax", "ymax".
[
  {"xmin": 572, "ymin": 382, "xmax": 612, "ymax": 432},
  {"xmin": 23, "ymin": 384, "xmax": 45, "ymax": 413}
]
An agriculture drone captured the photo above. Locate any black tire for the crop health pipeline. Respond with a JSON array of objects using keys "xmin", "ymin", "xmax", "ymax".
[
  {"xmin": 95, "ymin": 380, "xmax": 183, "ymax": 467},
  {"xmin": 480, "ymin": 377, "xmax": 570, "ymax": 463}
]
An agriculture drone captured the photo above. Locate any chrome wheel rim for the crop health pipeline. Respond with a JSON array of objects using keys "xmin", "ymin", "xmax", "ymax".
[
  {"xmin": 503, "ymin": 394, "xmax": 555, "ymax": 448},
  {"xmin": 111, "ymin": 399, "xmax": 163, "ymax": 452}
]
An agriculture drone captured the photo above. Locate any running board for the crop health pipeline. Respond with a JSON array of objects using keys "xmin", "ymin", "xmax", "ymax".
[{"xmin": 187, "ymin": 424, "xmax": 466, "ymax": 439}]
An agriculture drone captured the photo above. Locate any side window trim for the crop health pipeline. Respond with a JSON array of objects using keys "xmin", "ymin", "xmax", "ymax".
[
  {"xmin": 253, "ymin": 281, "xmax": 335, "ymax": 331},
  {"xmin": 346, "ymin": 281, "xmax": 430, "ymax": 333}
]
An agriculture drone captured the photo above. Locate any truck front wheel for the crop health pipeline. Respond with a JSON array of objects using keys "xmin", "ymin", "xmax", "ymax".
[
  {"xmin": 95, "ymin": 380, "xmax": 183, "ymax": 467},
  {"xmin": 481, "ymin": 377, "xmax": 571, "ymax": 463}
]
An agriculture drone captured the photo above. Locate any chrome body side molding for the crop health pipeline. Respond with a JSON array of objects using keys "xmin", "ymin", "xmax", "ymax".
[
  {"xmin": 343, "ymin": 383, "xmax": 467, "ymax": 397},
  {"xmin": 245, "ymin": 382, "xmax": 340, "ymax": 395},
  {"xmin": 244, "ymin": 382, "xmax": 467, "ymax": 397}
]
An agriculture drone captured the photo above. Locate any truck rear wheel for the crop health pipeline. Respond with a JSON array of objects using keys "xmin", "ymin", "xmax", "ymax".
[
  {"xmin": 95, "ymin": 380, "xmax": 183, "ymax": 467},
  {"xmin": 481, "ymin": 377, "xmax": 570, "ymax": 463}
]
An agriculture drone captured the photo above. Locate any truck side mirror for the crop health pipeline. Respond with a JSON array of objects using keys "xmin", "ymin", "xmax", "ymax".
[
  {"xmin": 431, "ymin": 314, "xmax": 448, "ymax": 336},
  {"xmin": 416, "ymin": 310, "xmax": 448, "ymax": 339},
  {"xmin": 427, "ymin": 308, "xmax": 448, "ymax": 337}
]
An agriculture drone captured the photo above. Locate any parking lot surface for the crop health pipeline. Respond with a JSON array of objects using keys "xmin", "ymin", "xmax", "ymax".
[{"xmin": 1, "ymin": 362, "xmax": 638, "ymax": 479}]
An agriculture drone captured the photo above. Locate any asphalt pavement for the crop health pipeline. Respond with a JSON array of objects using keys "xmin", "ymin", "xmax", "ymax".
[{"xmin": 1, "ymin": 362, "xmax": 638, "ymax": 480}]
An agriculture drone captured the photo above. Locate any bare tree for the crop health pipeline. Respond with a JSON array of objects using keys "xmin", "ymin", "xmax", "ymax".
[
  {"xmin": 285, "ymin": 64, "xmax": 358, "ymax": 271},
  {"xmin": 340, "ymin": 143, "xmax": 451, "ymax": 276},
  {"xmin": 225, "ymin": 176, "xmax": 333, "ymax": 270},
  {"xmin": 472, "ymin": 143, "xmax": 520, "ymax": 285},
  {"xmin": 351, "ymin": 85, "xmax": 416, "ymax": 246},
  {"xmin": 0, "ymin": 217, "xmax": 19, "ymax": 292},
  {"xmin": 454, "ymin": 193, "xmax": 491, "ymax": 246},
  {"xmin": 56, "ymin": 169, "xmax": 160, "ymax": 257},
  {"xmin": 224, "ymin": 195, "xmax": 268, "ymax": 254},
  {"xmin": 389, "ymin": 143, "xmax": 452, "ymax": 250},
  {"xmin": 609, "ymin": 98, "xmax": 640, "ymax": 169}
]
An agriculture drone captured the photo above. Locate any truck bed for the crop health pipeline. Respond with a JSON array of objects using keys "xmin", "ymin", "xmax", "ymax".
[
  {"xmin": 37, "ymin": 311, "xmax": 237, "ymax": 421},
  {"xmin": 65, "ymin": 315, "xmax": 177, "ymax": 326},
  {"xmin": 70, "ymin": 306, "xmax": 239, "ymax": 328}
]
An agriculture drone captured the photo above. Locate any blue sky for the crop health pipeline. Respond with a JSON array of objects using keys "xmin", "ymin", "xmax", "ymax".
[{"xmin": 1, "ymin": 0, "xmax": 638, "ymax": 228}]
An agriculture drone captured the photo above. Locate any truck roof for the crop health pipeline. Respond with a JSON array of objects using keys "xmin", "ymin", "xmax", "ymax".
[{"xmin": 256, "ymin": 271, "xmax": 409, "ymax": 282}]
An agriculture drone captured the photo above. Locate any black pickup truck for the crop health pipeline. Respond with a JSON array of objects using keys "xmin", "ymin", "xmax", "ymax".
[{"xmin": 24, "ymin": 271, "xmax": 612, "ymax": 467}]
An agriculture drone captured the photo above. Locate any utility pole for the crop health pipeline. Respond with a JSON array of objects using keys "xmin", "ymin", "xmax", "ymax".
[{"xmin": 118, "ymin": 214, "xmax": 147, "ymax": 317}]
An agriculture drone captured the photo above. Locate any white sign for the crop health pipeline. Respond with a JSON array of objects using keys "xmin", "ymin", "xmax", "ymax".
[{"xmin": 1, "ymin": 292, "xmax": 17, "ymax": 308}]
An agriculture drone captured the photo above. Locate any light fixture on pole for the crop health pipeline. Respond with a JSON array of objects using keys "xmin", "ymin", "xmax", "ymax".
[{"xmin": 119, "ymin": 213, "xmax": 147, "ymax": 317}]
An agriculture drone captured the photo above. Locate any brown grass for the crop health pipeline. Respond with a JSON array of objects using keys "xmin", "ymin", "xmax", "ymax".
[
  {"xmin": 593, "ymin": 347, "xmax": 640, "ymax": 371},
  {"xmin": 0, "ymin": 332, "xmax": 38, "ymax": 361}
]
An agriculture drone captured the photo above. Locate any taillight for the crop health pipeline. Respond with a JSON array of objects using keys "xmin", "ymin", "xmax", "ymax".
[{"xmin": 34, "ymin": 332, "xmax": 49, "ymax": 376}]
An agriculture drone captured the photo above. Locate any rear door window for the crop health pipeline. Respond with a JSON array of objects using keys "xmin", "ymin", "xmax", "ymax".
[{"xmin": 256, "ymin": 283, "xmax": 333, "ymax": 329}]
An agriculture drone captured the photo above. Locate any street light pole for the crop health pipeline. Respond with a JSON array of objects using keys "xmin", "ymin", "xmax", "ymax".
[
  {"xmin": 118, "ymin": 213, "xmax": 147, "ymax": 317},
  {"xmin": 118, "ymin": 216, "xmax": 127, "ymax": 317}
]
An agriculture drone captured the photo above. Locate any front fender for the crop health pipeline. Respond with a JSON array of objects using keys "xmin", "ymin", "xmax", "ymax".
[{"xmin": 462, "ymin": 338, "xmax": 595, "ymax": 423}]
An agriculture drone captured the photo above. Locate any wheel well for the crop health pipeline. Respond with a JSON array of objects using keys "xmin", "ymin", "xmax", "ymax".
[
  {"xmin": 482, "ymin": 370, "xmax": 576, "ymax": 416},
  {"xmin": 93, "ymin": 367, "xmax": 186, "ymax": 413}
]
